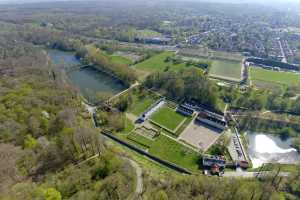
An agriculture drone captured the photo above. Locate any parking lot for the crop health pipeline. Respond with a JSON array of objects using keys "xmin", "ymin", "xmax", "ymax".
[
  {"xmin": 228, "ymin": 129, "xmax": 247, "ymax": 162},
  {"xmin": 179, "ymin": 119, "xmax": 223, "ymax": 151}
]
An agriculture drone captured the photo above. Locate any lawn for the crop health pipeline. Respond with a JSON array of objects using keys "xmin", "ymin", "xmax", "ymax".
[
  {"xmin": 150, "ymin": 106, "xmax": 186, "ymax": 131},
  {"xmin": 149, "ymin": 135, "xmax": 200, "ymax": 172},
  {"xmin": 127, "ymin": 91, "xmax": 160, "ymax": 116},
  {"xmin": 209, "ymin": 59, "xmax": 242, "ymax": 82},
  {"xmin": 120, "ymin": 117, "xmax": 135, "ymax": 134},
  {"xmin": 134, "ymin": 52, "xmax": 201, "ymax": 78},
  {"xmin": 250, "ymin": 67, "xmax": 300, "ymax": 87},
  {"xmin": 110, "ymin": 55, "xmax": 133, "ymax": 66},
  {"xmin": 127, "ymin": 132, "xmax": 153, "ymax": 149},
  {"xmin": 115, "ymin": 119, "xmax": 200, "ymax": 172}
]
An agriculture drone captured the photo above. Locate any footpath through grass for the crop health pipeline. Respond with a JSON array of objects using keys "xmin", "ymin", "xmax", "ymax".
[{"xmin": 250, "ymin": 67, "xmax": 300, "ymax": 87}]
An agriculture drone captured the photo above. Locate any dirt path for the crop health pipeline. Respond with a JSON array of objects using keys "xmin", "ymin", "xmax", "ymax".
[
  {"xmin": 76, "ymin": 154, "xmax": 143, "ymax": 199},
  {"xmin": 125, "ymin": 158, "xmax": 143, "ymax": 200},
  {"xmin": 109, "ymin": 81, "xmax": 140, "ymax": 102}
]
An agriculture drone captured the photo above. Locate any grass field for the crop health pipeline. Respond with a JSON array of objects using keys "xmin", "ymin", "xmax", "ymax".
[
  {"xmin": 136, "ymin": 29, "xmax": 162, "ymax": 38},
  {"xmin": 209, "ymin": 59, "xmax": 242, "ymax": 81},
  {"xmin": 127, "ymin": 91, "xmax": 160, "ymax": 116},
  {"xmin": 150, "ymin": 106, "xmax": 186, "ymax": 131},
  {"xmin": 110, "ymin": 55, "xmax": 133, "ymax": 66},
  {"xmin": 127, "ymin": 132, "xmax": 154, "ymax": 149},
  {"xmin": 149, "ymin": 135, "xmax": 200, "ymax": 171},
  {"xmin": 133, "ymin": 52, "xmax": 202, "ymax": 79},
  {"xmin": 134, "ymin": 52, "xmax": 186, "ymax": 72},
  {"xmin": 250, "ymin": 67, "xmax": 300, "ymax": 87},
  {"xmin": 115, "ymin": 119, "xmax": 200, "ymax": 172}
]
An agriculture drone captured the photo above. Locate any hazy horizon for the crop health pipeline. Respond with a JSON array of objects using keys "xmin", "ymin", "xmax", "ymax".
[{"xmin": 1, "ymin": 0, "xmax": 300, "ymax": 4}]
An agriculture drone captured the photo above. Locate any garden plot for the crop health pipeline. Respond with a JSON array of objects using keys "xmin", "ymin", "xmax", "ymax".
[{"xmin": 134, "ymin": 126, "xmax": 159, "ymax": 140}]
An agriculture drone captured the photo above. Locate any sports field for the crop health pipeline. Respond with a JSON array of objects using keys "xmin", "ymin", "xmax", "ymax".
[
  {"xmin": 250, "ymin": 67, "xmax": 300, "ymax": 87},
  {"xmin": 209, "ymin": 59, "xmax": 242, "ymax": 82},
  {"xmin": 150, "ymin": 106, "xmax": 186, "ymax": 131}
]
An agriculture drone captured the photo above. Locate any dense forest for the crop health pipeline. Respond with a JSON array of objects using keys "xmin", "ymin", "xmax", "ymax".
[
  {"xmin": 0, "ymin": 39, "xmax": 135, "ymax": 199},
  {"xmin": 143, "ymin": 68, "xmax": 218, "ymax": 109}
]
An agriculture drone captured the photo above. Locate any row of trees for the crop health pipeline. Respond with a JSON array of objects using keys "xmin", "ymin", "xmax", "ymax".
[
  {"xmin": 76, "ymin": 45, "xmax": 137, "ymax": 87},
  {"xmin": 219, "ymin": 84, "xmax": 300, "ymax": 114},
  {"xmin": 165, "ymin": 56, "xmax": 212, "ymax": 70},
  {"xmin": 142, "ymin": 165, "xmax": 300, "ymax": 200}
]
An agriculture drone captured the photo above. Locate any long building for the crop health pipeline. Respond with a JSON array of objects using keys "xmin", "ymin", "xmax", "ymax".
[
  {"xmin": 176, "ymin": 104, "xmax": 194, "ymax": 117},
  {"xmin": 196, "ymin": 111, "xmax": 227, "ymax": 130}
]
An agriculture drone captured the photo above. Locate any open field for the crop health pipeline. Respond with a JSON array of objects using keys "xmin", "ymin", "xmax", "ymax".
[
  {"xmin": 250, "ymin": 67, "xmax": 300, "ymax": 87},
  {"xmin": 110, "ymin": 55, "xmax": 133, "ymax": 66},
  {"xmin": 150, "ymin": 106, "xmax": 186, "ymax": 131},
  {"xmin": 136, "ymin": 29, "xmax": 162, "ymax": 38},
  {"xmin": 133, "ymin": 52, "xmax": 202, "ymax": 79},
  {"xmin": 134, "ymin": 52, "xmax": 185, "ymax": 72},
  {"xmin": 209, "ymin": 59, "xmax": 242, "ymax": 82}
]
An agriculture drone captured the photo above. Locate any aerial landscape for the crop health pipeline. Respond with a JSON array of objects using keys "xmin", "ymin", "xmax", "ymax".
[{"xmin": 1, "ymin": 0, "xmax": 300, "ymax": 199}]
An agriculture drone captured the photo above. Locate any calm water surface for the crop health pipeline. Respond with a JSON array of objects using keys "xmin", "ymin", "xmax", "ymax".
[
  {"xmin": 48, "ymin": 49, "xmax": 126, "ymax": 102},
  {"xmin": 246, "ymin": 132, "xmax": 300, "ymax": 168}
]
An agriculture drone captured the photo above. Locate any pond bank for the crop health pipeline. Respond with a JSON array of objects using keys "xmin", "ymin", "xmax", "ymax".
[{"xmin": 48, "ymin": 49, "xmax": 127, "ymax": 104}]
